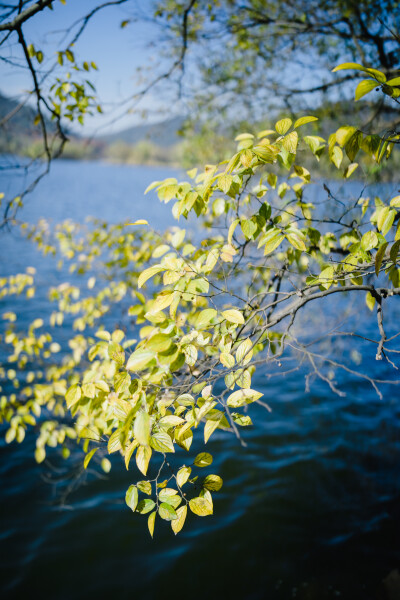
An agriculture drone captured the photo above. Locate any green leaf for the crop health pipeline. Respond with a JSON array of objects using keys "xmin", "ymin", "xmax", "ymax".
[
  {"xmin": 235, "ymin": 132, "xmax": 254, "ymax": 141},
  {"xmin": 158, "ymin": 415, "xmax": 185, "ymax": 428},
  {"xmin": 204, "ymin": 417, "xmax": 222, "ymax": 443},
  {"xmin": 241, "ymin": 219, "xmax": 257, "ymax": 240},
  {"xmin": 114, "ymin": 371, "xmax": 131, "ymax": 394},
  {"xmin": 235, "ymin": 338, "xmax": 253, "ymax": 365},
  {"xmin": 189, "ymin": 497, "xmax": 213, "ymax": 516},
  {"xmin": 66, "ymin": 384, "xmax": 81, "ymax": 409},
  {"xmin": 344, "ymin": 162, "xmax": 358, "ymax": 178},
  {"xmin": 158, "ymin": 488, "xmax": 180, "ymax": 505},
  {"xmin": 375, "ymin": 242, "xmax": 388, "ymax": 276},
  {"xmin": 107, "ymin": 429, "xmax": 123, "ymax": 453},
  {"xmin": 158, "ymin": 503, "xmax": 178, "ymax": 521},
  {"xmin": 146, "ymin": 292, "xmax": 174, "ymax": 316},
  {"xmin": 125, "ymin": 485, "xmax": 138, "ymax": 511},
  {"xmin": 195, "ymin": 308, "xmax": 217, "ymax": 329},
  {"xmin": 318, "ymin": 266, "xmax": 335, "ymax": 290},
  {"xmin": 171, "ymin": 505, "xmax": 187, "ymax": 535},
  {"xmin": 129, "ymin": 219, "xmax": 148, "ymax": 226},
  {"xmin": 83, "ymin": 447, "xmax": 98, "ymax": 469},
  {"xmin": 335, "ymin": 126, "xmax": 357, "ymax": 147},
  {"xmin": 136, "ymin": 445, "xmax": 152, "ymax": 475},
  {"xmin": 232, "ymin": 413, "xmax": 253, "ymax": 426},
  {"xmin": 124, "ymin": 440, "xmax": 138, "ymax": 470},
  {"xmin": 144, "ymin": 180, "xmax": 161, "ymax": 194},
  {"xmin": 355, "ymin": 79, "xmax": 378, "ymax": 101},
  {"xmin": 345, "ymin": 131, "xmax": 363, "ymax": 162},
  {"xmin": 303, "ymin": 135, "xmax": 325, "ymax": 154},
  {"xmin": 221, "ymin": 309, "xmax": 245, "ymax": 325},
  {"xmin": 330, "ymin": 146, "xmax": 343, "ymax": 169},
  {"xmin": 281, "ymin": 131, "xmax": 298, "ymax": 153},
  {"xmin": 175, "ymin": 426, "xmax": 193, "ymax": 451},
  {"xmin": 137, "ymin": 499, "xmax": 156, "ymax": 514},
  {"xmin": 361, "ymin": 231, "xmax": 378, "ymax": 252},
  {"xmin": 258, "ymin": 228, "xmax": 284, "ymax": 255},
  {"xmin": 134, "ymin": 411, "xmax": 151, "ymax": 446},
  {"xmin": 203, "ymin": 474, "xmax": 223, "ymax": 491},
  {"xmin": 390, "ymin": 196, "xmax": 400, "ymax": 208},
  {"xmin": 377, "ymin": 207, "xmax": 396, "ymax": 236},
  {"xmin": 294, "ymin": 116, "xmax": 318, "ymax": 128},
  {"xmin": 227, "ymin": 388, "xmax": 262, "ymax": 407},
  {"xmin": 240, "ymin": 149, "xmax": 253, "ymax": 168},
  {"xmin": 176, "ymin": 466, "xmax": 191, "ymax": 487},
  {"xmin": 194, "ymin": 452, "xmax": 213, "ymax": 467},
  {"xmin": 126, "ymin": 349, "xmax": 155, "ymax": 372},
  {"xmin": 220, "ymin": 352, "xmax": 235, "ymax": 368},
  {"xmin": 148, "ymin": 511, "xmax": 156, "ymax": 538},
  {"xmin": 275, "ymin": 118, "xmax": 292, "ymax": 135},
  {"xmin": 227, "ymin": 218, "xmax": 240, "ymax": 244},
  {"xmin": 253, "ymin": 144, "xmax": 280, "ymax": 162},
  {"xmin": 390, "ymin": 240, "xmax": 400, "ymax": 263},
  {"xmin": 285, "ymin": 228, "xmax": 306, "ymax": 251},
  {"xmin": 387, "ymin": 77, "xmax": 400, "ymax": 86},
  {"xmin": 137, "ymin": 480, "xmax": 152, "ymax": 495},
  {"xmin": 218, "ymin": 173, "xmax": 233, "ymax": 194},
  {"xmin": 5, "ymin": 427, "xmax": 16, "ymax": 444},
  {"xmin": 332, "ymin": 63, "xmax": 386, "ymax": 82},
  {"xmin": 108, "ymin": 341, "xmax": 125, "ymax": 366},
  {"xmin": 150, "ymin": 431, "xmax": 175, "ymax": 453},
  {"xmin": 35, "ymin": 447, "xmax": 46, "ymax": 463},
  {"xmin": 138, "ymin": 265, "xmax": 164, "ymax": 288},
  {"xmin": 365, "ymin": 292, "xmax": 376, "ymax": 311},
  {"xmin": 146, "ymin": 333, "xmax": 172, "ymax": 353}
]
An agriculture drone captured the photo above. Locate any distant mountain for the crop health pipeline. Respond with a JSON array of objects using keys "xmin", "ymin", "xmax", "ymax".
[
  {"xmin": 0, "ymin": 91, "xmax": 184, "ymax": 147},
  {"xmin": 98, "ymin": 116, "xmax": 185, "ymax": 147},
  {"xmin": 0, "ymin": 92, "xmax": 54, "ymax": 136}
]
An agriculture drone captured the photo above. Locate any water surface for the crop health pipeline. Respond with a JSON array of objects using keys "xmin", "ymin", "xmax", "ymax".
[{"xmin": 1, "ymin": 160, "xmax": 400, "ymax": 600}]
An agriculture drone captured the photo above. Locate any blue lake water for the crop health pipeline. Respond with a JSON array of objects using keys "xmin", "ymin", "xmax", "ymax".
[{"xmin": 1, "ymin": 159, "xmax": 400, "ymax": 600}]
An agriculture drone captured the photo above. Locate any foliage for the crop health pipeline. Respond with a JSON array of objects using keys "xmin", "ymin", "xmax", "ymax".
[
  {"xmin": 153, "ymin": 0, "xmax": 400, "ymax": 128},
  {"xmin": 1, "ymin": 58, "xmax": 400, "ymax": 535},
  {"xmin": 1, "ymin": 0, "xmax": 400, "ymax": 537}
]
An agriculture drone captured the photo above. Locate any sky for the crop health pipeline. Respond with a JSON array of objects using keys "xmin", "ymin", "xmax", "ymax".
[{"xmin": 0, "ymin": 0, "xmax": 175, "ymax": 134}]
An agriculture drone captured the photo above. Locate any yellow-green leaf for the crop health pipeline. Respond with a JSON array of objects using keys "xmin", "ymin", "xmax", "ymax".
[
  {"xmin": 203, "ymin": 474, "xmax": 223, "ymax": 491},
  {"xmin": 375, "ymin": 242, "xmax": 388, "ymax": 276},
  {"xmin": 176, "ymin": 466, "xmax": 191, "ymax": 487},
  {"xmin": 150, "ymin": 431, "xmax": 175, "ymax": 453},
  {"xmin": 227, "ymin": 388, "xmax": 262, "ymax": 407},
  {"xmin": 129, "ymin": 219, "xmax": 148, "ymax": 225},
  {"xmin": 194, "ymin": 452, "xmax": 213, "ymax": 467},
  {"xmin": 158, "ymin": 502, "xmax": 178, "ymax": 521},
  {"xmin": 222, "ymin": 309, "xmax": 245, "ymax": 325},
  {"xmin": 148, "ymin": 510, "xmax": 156, "ymax": 538},
  {"xmin": 126, "ymin": 349, "xmax": 155, "ymax": 371},
  {"xmin": 134, "ymin": 411, "xmax": 151, "ymax": 446},
  {"xmin": 189, "ymin": 497, "xmax": 213, "ymax": 516},
  {"xmin": 83, "ymin": 447, "xmax": 98, "ymax": 469},
  {"xmin": 355, "ymin": 79, "xmax": 378, "ymax": 101},
  {"xmin": 138, "ymin": 265, "xmax": 164, "ymax": 288},
  {"xmin": 235, "ymin": 338, "xmax": 253, "ymax": 365},
  {"xmin": 294, "ymin": 116, "xmax": 318, "ymax": 128},
  {"xmin": 344, "ymin": 162, "xmax": 359, "ymax": 178},
  {"xmin": 66, "ymin": 384, "xmax": 81, "ymax": 409},
  {"xmin": 136, "ymin": 445, "xmax": 152, "ymax": 475},
  {"xmin": 125, "ymin": 485, "xmax": 138, "ymax": 511},
  {"xmin": 171, "ymin": 505, "xmax": 187, "ymax": 534},
  {"xmin": 137, "ymin": 499, "xmax": 156, "ymax": 514},
  {"xmin": 276, "ymin": 118, "xmax": 292, "ymax": 135}
]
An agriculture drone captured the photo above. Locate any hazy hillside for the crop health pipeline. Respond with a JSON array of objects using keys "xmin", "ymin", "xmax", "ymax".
[
  {"xmin": 99, "ymin": 116, "xmax": 185, "ymax": 147},
  {"xmin": 0, "ymin": 92, "xmax": 54, "ymax": 136}
]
